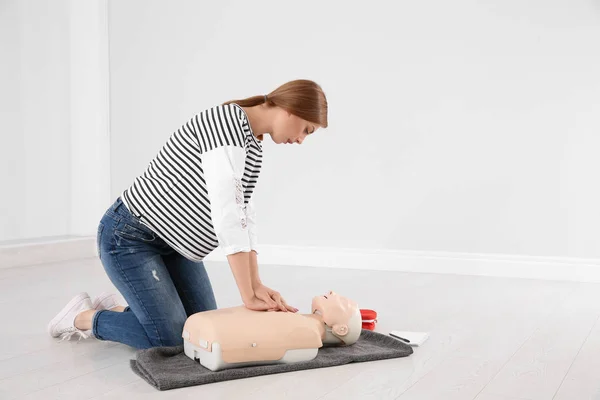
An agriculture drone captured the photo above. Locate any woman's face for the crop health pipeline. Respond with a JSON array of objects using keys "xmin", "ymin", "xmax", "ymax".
[{"xmin": 270, "ymin": 108, "xmax": 320, "ymax": 145}]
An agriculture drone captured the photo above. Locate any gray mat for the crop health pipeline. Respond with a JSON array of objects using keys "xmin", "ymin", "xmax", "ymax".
[{"xmin": 130, "ymin": 329, "xmax": 413, "ymax": 391}]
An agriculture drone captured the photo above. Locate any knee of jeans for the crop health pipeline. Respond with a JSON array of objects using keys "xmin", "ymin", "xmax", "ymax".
[{"xmin": 155, "ymin": 314, "xmax": 187, "ymax": 347}]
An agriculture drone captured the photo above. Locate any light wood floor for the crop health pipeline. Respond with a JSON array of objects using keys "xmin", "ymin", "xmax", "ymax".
[{"xmin": 0, "ymin": 257, "xmax": 599, "ymax": 400}]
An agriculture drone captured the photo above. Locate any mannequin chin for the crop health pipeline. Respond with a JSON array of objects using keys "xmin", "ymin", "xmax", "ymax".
[{"xmin": 182, "ymin": 291, "xmax": 362, "ymax": 371}]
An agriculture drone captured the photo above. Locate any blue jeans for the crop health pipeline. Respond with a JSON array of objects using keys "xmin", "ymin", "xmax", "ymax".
[{"xmin": 93, "ymin": 197, "xmax": 217, "ymax": 349}]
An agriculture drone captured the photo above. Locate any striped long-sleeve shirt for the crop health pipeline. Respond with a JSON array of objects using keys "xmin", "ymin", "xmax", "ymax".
[{"xmin": 120, "ymin": 103, "xmax": 263, "ymax": 261}]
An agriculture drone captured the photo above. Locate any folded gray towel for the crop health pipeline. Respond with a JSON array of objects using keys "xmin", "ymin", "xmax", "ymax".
[{"xmin": 130, "ymin": 329, "xmax": 413, "ymax": 390}]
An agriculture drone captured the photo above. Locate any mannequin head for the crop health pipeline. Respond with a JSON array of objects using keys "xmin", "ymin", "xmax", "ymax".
[{"xmin": 311, "ymin": 291, "xmax": 362, "ymax": 345}]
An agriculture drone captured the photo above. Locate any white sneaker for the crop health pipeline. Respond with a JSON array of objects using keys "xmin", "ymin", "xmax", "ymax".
[
  {"xmin": 47, "ymin": 292, "xmax": 94, "ymax": 341},
  {"xmin": 92, "ymin": 292, "xmax": 122, "ymax": 311}
]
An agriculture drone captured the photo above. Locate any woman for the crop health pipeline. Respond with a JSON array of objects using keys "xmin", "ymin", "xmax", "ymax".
[{"xmin": 47, "ymin": 79, "xmax": 328, "ymax": 349}]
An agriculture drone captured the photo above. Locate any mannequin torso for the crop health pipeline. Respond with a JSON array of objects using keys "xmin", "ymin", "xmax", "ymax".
[{"xmin": 183, "ymin": 291, "xmax": 360, "ymax": 371}]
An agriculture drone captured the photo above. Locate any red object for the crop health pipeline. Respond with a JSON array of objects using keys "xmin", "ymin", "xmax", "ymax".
[
  {"xmin": 360, "ymin": 309, "xmax": 378, "ymax": 331},
  {"xmin": 360, "ymin": 309, "xmax": 377, "ymax": 320},
  {"xmin": 362, "ymin": 321, "xmax": 376, "ymax": 330}
]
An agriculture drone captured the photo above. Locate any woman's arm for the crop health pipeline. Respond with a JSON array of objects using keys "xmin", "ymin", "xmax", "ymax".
[
  {"xmin": 227, "ymin": 252, "xmax": 255, "ymax": 303},
  {"xmin": 249, "ymin": 250, "xmax": 262, "ymax": 288},
  {"xmin": 228, "ymin": 250, "xmax": 261, "ymax": 302},
  {"xmin": 201, "ymin": 144, "xmax": 257, "ymax": 303}
]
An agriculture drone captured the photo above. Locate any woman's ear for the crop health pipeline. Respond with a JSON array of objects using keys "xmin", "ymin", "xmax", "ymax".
[{"xmin": 332, "ymin": 324, "xmax": 349, "ymax": 336}]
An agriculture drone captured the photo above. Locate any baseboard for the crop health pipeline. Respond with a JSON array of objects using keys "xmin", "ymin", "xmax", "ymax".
[
  {"xmin": 0, "ymin": 237, "xmax": 97, "ymax": 269},
  {"xmin": 205, "ymin": 245, "xmax": 600, "ymax": 284},
  {"xmin": 3, "ymin": 238, "xmax": 600, "ymax": 283}
]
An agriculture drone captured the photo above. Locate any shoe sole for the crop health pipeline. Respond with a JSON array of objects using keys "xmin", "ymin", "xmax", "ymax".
[{"xmin": 47, "ymin": 292, "xmax": 90, "ymax": 338}]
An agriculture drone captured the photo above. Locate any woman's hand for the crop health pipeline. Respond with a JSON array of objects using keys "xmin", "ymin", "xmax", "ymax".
[
  {"xmin": 253, "ymin": 284, "xmax": 298, "ymax": 313},
  {"xmin": 243, "ymin": 295, "xmax": 277, "ymax": 312}
]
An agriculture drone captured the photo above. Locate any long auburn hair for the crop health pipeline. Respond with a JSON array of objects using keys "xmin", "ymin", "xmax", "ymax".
[{"xmin": 223, "ymin": 79, "xmax": 328, "ymax": 135}]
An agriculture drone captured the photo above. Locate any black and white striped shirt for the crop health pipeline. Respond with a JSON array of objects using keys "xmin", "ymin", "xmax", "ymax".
[{"xmin": 120, "ymin": 103, "xmax": 263, "ymax": 261}]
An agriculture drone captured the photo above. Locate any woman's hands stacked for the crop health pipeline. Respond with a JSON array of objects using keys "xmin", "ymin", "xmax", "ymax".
[{"xmin": 244, "ymin": 283, "xmax": 298, "ymax": 313}]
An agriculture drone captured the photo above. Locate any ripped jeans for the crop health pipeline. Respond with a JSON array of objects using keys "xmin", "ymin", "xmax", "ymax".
[{"xmin": 94, "ymin": 197, "xmax": 217, "ymax": 349}]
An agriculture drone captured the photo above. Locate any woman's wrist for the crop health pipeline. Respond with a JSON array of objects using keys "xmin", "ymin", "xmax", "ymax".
[
  {"xmin": 239, "ymin": 283, "xmax": 255, "ymax": 304},
  {"xmin": 242, "ymin": 292, "xmax": 256, "ymax": 305},
  {"xmin": 251, "ymin": 274, "xmax": 262, "ymax": 289}
]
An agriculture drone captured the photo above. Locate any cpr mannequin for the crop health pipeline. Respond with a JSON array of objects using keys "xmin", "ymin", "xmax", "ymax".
[{"xmin": 182, "ymin": 291, "xmax": 362, "ymax": 371}]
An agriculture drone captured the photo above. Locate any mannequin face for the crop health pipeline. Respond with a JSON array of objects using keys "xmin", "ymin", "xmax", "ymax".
[
  {"xmin": 271, "ymin": 107, "xmax": 320, "ymax": 145},
  {"xmin": 311, "ymin": 291, "xmax": 358, "ymax": 337}
]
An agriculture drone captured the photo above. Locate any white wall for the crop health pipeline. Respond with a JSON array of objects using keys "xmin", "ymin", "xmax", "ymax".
[
  {"xmin": 0, "ymin": 0, "xmax": 71, "ymax": 242},
  {"xmin": 108, "ymin": 0, "xmax": 600, "ymax": 261},
  {"xmin": 69, "ymin": 0, "xmax": 111, "ymax": 236},
  {"xmin": 0, "ymin": 0, "xmax": 110, "ymax": 243}
]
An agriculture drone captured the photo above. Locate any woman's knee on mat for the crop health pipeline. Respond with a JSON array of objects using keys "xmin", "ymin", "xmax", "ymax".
[{"xmin": 147, "ymin": 310, "xmax": 188, "ymax": 347}]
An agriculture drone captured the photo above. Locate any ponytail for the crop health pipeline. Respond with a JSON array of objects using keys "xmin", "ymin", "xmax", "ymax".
[{"xmin": 223, "ymin": 79, "xmax": 328, "ymax": 128}]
